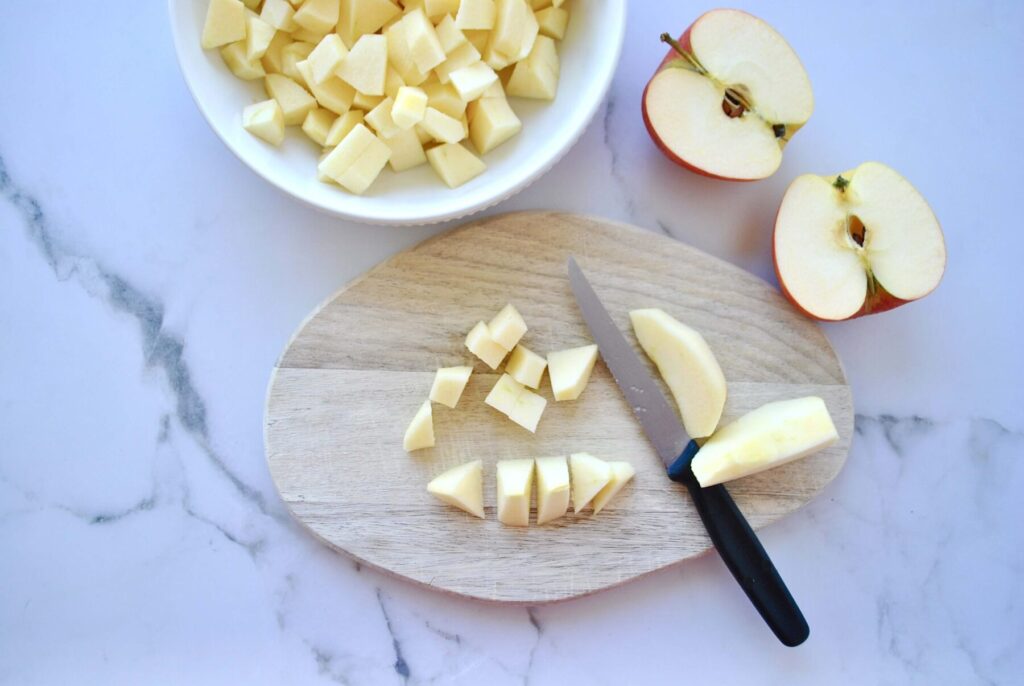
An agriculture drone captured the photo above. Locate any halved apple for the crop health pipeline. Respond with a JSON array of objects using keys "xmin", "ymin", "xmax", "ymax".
[
  {"xmin": 630, "ymin": 309, "xmax": 726, "ymax": 439},
  {"xmin": 642, "ymin": 9, "xmax": 813, "ymax": 181},
  {"xmin": 774, "ymin": 161, "xmax": 946, "ymax": 320},
  {"xmin": 427, "ymin": 459, "xmax": 484, "ymax": 518},
  {"xmin": 690, "ymin": 396, "xmax": 838, "ymax": 487}
]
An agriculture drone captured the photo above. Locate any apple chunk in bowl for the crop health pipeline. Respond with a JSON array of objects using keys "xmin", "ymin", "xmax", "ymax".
[{"xmin": 169, "ymin": 0, "xmax": 627, "ymax": 224}]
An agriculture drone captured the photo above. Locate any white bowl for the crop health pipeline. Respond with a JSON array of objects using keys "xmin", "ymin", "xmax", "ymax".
[{"xmin": 169, "ymin": 1, "xmax": 626, "ymax": 225}]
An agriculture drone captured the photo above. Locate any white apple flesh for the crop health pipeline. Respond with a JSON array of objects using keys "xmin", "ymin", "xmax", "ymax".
[
  {"xmin": 642, "ymin": 9, "xmax": 813, "ymax": 181},
  {"xmin": 773, "ymin": 161, "xmax": 946, "ymax": 320}
]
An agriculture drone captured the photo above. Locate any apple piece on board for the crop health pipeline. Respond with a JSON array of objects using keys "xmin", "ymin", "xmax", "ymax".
[
  {"xmin": 403, "ymin": 399, "xmax": 434, "ymax": 451},
  {"xmin": 535, "ymin": 456, "xmax": 570, "ymax": 524},
  {"xmin": 691, "ymin": 396, "xmax": 838, "ymax": 487},
  {"xmin": 504, "ymin": 344, "xmax": 546, "ymax": 389},
  {"xmin": 642, "ymin": 9, "xmax": 813, "ymax": 181},
  {"xmin": 487, "ymin": 303, "xmax": 527, "ymax": 350},
  {"xmin": 429, "ymin": 366, "xmax": 473, "ymax": 408},
  {"xmin": 427, "ymin": 460, "xmax": 485, "ymax": 518},
  {"xmin": 629, "ymin": 308, "xmax": 727, "ymax": 439},
  {"xmin": 773, "ymin": 161, "xmax": 946, "ymax": 321},
  {"xmin": 496, "ymin": 458, "xmax": 534, "ymax": 526},
  {"xmin": 569, "ymin": 452, "xmax": 611, "ymax": 513},
  {"xmin": 547, "ymin": 344, "xmax": 598, "ymax": 401},
  {"xmin": 465, "ymin": 321, "xmax": 507, "ymax": 368},
  {"xmin": 485, "ymin": 373, "xmax": 525, "ymax": 416},
  {"xmin": 505, "ymin": 386, "xmax": 547, "ymax": 433},
  {"xmin": 590, "ymin": 461, "xmax": 636, "ymax": 514},
  {"xmin": 203, "ymin": 0, "xmax": 247, "ymax": 49}
]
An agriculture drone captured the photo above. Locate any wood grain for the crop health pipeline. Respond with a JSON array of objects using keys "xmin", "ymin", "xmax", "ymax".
[{"xmin": 264, "ymin": 212, "xmax": 853, "ymax": 603}]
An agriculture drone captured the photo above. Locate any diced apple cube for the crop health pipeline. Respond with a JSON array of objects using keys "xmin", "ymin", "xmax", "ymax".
[
  {"xmin": 296, "ymin": 59, "xmax": 357, "ymax": 114},
  {"xmin": 535, "ymin": 5, "xmax": 568, "ymax": 40},
  {"xmin": 435, "ymin": 15, "xmax": 467, "ymax": 54},
  {"xmin": 464, "ymin": 29, "xmax": 490, "ymax": 52},
  {"xmin": 403, "ymin": 8, "xmax": 447, "ymax": 73},
  {"xmin": 414, "ymin": 124, "xmax": 433, "ymax": 144},
  {"xmin": 261, "ymin": 0, "xmax": 298, "ymax": 31},
  {"xmin": 591, "ymin": 461, "xmax": 636, "ymax": 514},
  {"xmin": 449, "ymin": 61, "xmax": 499, "ymax": 101},
  {"xmin": 427, "ymin": 142, "xmax": 485, "ymax": 187},
  {"xmin": 496, "ymin": 458, "xmax": 534, "ymax": 526},
  {"xmin": 221, "ymin": 41, "xmax": 266, "ymax": 79},
  {"xmin": 385, "ymin": 16, "xmax": 430, "ymax": 85},
  {"xmin": 506, "ymin": 34, "xmax": 558, "ymax": 99},
  {"xmin": 317, "ymin": 122, "xmax": 392, "ymax": 193},
  {"xmin": 307, "ymin": 33, "xmax": 348, "ymax": 84},
  {"xmin": 423, "ymin": 82, "xmax": 467, "ymax": 118},
  {"xmin": 242, "ymin": 99, "xmax": 286, "ymax": 145},
  {"xmin": 338, "ymin": 0, "xmax": 401, "ymax": 46},
  {"xmin": 535, "ymin": 456, "xmax": 569, "ymax": 524},
  {"xmin": 391, "ymin": 86, "xmax": 428, "ymax": 128},
  {"xmin": 203, "ymin": 0, "xmax": 247, "ymax": 49},
  {"xmin": 505, "ymin": 344, "xmax": 546, "ymax": 388},
  {"xmin": 337, "ymin": 34, "xmax": 388, "ymax": 95},
  {"xmin": 292, "ymin": 26, "xmax": 331, "ymax": 44},
  {"xmin": 420, "ymin": 107, "xmax": 465, "ymax": 143},
  {"xmin": 506, "ymin": 387, "xmax": 546, "ymax": 432},
  {"xmin": 293, "ymin": 0, "xmax": 339, "ymax": 34},
  {"xmin": 261, "ymin": 30, "xmax": 293, "ymax": 73},
  {"xmin": 324, "ymin": 109, "xmax": 365, "ymax": 145},
  {"xmin": 365, "ymin": 96, "xmax": 402, "ymax": 138},
  {"xmin": 403, "ymin": 399, "xmax": 434, "ymax": 451},
  {"xmin": 455, "ymin": 0, "xmax": 496, "ymax": 30},
  {"xmin": 427, "ymin": 460, "xmax": 484, "ymax": 518},
  {"xmin": 265, "ymin": 73, "xmax": 317, "ymax": 124},
  {"xmin": 570, "ymin": 452, "xmax": 612, "ymax": 512},
  {"xmin": 465, "ymin": 321, "xmax": 507, "ymax": 368},
  {"xmin": 487, "ymin": 303, "xmax": 527, "ymax": 350},
  {"xmin": 301, "ymin": 108, "xmax": 336, "ymax": 145},
  {"xmin": 547, "ymin": 343, "xmax": 598, "ymax": 401},
  {"xmin": 282, "ymin": 41, "xmax": 316, "ymax": 85},
  {"xmin": 245, "ymin": 14, "xmax": 276, "ymax": 60},
  {"xmin": 485, "ymin": 373, "xmax": 525, "ymax": 416},
  {"xmin": 429, "ymin": 366, "xmax": 473, "ymax": 408},
  {"xmin": 435, "ymin": 41, "xmax": 482, "ymax": 83},
  {"xmin": 489, "ymin": 0, "xmax": 536, "ymax": 63},
  {"xmin": 690, "ymin": 397, "xmax": 839, "ymax": 487},
  {"xmin": 423, "ymin": 0, "xmax": 460, "ymax": 19},
  {"xmin": 384, "ymin": 65, "xmax": 406, "ymax": 98},
  {"xmin": 353, "ymin": 91, "xmax": 384, "ymax": 110},
  {"xmin": 468, "ymin": 93, "xmax": 520, "ymax": 153}
]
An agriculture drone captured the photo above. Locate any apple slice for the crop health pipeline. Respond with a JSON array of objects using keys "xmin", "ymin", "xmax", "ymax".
[
  {"xmin": 535, "ymin": 456, "xmax": 570, "ymax": 524},
  {"xmin": 691, "ymin": 396, "xmax": 838, "ymax": 487},
  {"xmin": 429, "ymin": 366, "xmax": 472, "ymax": 408},
  {"xmin": 484, "ymin": 374, "xmax": 547, "ymax": 432},
  {"xmin": 774, "ymin": 161, "xmax": 946, "ymax": 320},
  {"xmin": 487, "ymin": 303, "xmax": 527, "ymax": 350},
  {"xmin": 630, "ymin": 308, "xmax": 726, "ymax": 439},
  {"xmin": 496, "ymin": 458, "xmax": 534, "ymax": 526},
  {"xmin": 547, "ymin": 344, "xmax": 598, "ymax": 401},
  {"xmin": 428, "ymin": 460, "xmax": 485, "ymax": 518},
  {"xmin": 642, "ymin": 9, "xmax": 813, "ymax": 181},
  {"xmin": 569, "ymin": 452, "xmax": 611, "ymax": 512},
  {"xmin": 591, "ymin": 461, "xmax": 636, "ymax": 514},
  {"xmin": 505, "ymin": 344, "xmax": 546, "ymax": 389},
  {"xmin": 403, "ymin": 399, "xmax": 434, "ymax": 451}
]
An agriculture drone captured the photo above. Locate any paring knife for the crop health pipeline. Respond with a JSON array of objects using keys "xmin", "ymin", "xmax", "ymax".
[{"xmin": 567, "ymin": 257, "xmax": 809, "ymax": 647}]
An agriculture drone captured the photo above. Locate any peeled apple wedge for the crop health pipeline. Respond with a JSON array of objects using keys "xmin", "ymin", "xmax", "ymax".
[
  {"xmin": 569, "ymin": 452, "xmax": 611, "ymax": 513},
  {"xmin": 496, "ymin": 458, "xmax": 534, "ymax": 526},
  {"xmin": 691, "ymin": 396, "xmax": 838, "ymax": 487},
  {"xmin": 429, "ymin": 366, "xmax": 472, "ymax": 408},
  {"xmin": 591, "ymin": 461, "xmax": 636, "ymax": 514},
  {"xmin": 427, "ymin": 460, "xmax": 485, "ymax": 518},
  {"xmin": 403, "ymin": 399, "xmax": 434, "ymax": 452},
  {"xmin": 534, "ymin": 456, "xmax": 570, "ymax": 524},
  {"xmin": 547, "ymin": 344, "xmax": 598, "ymax": 402},
  {"xmin": 630, "ymin": 309, "xmax": 726, "ymax": 439}
]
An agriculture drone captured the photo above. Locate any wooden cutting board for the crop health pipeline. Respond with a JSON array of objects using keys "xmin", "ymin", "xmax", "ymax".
[{"xmin": 265, "ymin": 212, "xmax": 853, "ymax": 604}]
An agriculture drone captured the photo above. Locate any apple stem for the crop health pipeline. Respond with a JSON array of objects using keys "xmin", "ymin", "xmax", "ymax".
[
  {"xmin": 833, "ymin": 175, "xmax": 850, "ymax": 191},
  {"xmin": 660, "ymin": 33, "xmax": 705, "ymax": 74}
]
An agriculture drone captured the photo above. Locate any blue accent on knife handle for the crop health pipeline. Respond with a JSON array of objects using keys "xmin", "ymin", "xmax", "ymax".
[{"xmin": 668, "ymin": 440, "xmax": 810, "ymax": 647}]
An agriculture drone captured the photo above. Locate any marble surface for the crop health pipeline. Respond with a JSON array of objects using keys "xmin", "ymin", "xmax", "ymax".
[{"xmin": 1, "ymin": 1, "xmax": 1022, "ymax": 684}]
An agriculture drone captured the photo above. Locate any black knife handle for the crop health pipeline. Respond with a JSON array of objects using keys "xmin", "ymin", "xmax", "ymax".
[{"xmin": 668, "ymin": 441, "xmax": 809, "ymax": 647}]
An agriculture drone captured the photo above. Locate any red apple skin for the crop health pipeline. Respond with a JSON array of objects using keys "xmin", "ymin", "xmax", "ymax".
[
  {"xmin": 641, "ymin": 11, "xmax": 765, "ymax": 182},
  {"xmin": 771, "ymin": 222, "xmax": 912, "ymax": 321}
]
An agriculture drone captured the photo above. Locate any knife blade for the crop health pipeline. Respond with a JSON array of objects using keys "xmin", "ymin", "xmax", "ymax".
[{"xmin": 567, "ymin": 256, "xmax": 809, "ymax": 647}]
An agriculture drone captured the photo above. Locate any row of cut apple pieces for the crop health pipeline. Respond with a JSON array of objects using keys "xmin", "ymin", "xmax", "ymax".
[
  {"xmin": 427, "ymin": 453, "xmax": 634, "ymax": 525},
  {"xmin": 404, "ymin": 303, "xmax": 600, "ymax": 450},
  {"xmin": 201, "ymin": 0, "xmax": 569, "ymax": 192}
]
